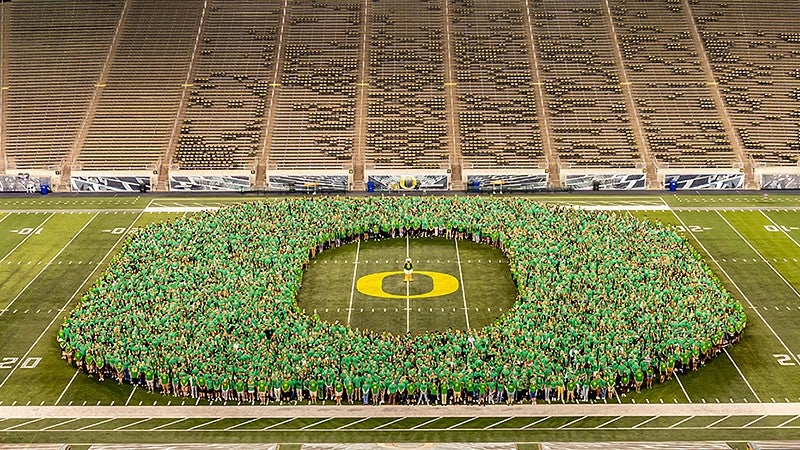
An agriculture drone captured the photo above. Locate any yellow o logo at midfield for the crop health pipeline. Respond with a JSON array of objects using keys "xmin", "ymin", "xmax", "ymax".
[{"xmin": 357, "ymin": 271, "xmax": 459, "ymax": 299}]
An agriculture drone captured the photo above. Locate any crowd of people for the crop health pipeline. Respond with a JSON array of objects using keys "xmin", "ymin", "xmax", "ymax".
[{"xmin": 59, "ymin": 196, "xmax": 746, "ymax": 404}]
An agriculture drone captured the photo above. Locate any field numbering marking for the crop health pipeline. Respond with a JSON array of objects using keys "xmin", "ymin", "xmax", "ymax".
[
  {"xmin": 0, "ymin": 201, "xmax": 153, "ymax": 393},
  {"xmin": 0, "ymin": 213, "xmax": 53, "ymax": 266},
  {"xmin": 716, "ymin": 211, "xmax": 800, "ymax": 300},
  {"xmin": 670, "ymin": 209, "xmax": 800, "ymax": 365},
  {"xmin": 1, "ymin": 213, "xmax": 99, "ymax": 318}
]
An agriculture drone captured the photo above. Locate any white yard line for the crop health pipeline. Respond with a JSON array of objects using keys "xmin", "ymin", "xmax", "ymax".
[
  {"xmin": 39, "ymin": 417, "xmax": 81, "ymax": 431},
  {"xmin": 148, "ymin": 417, "xmax": 188, "ymax": 431},
  {"xmin": 406, "ymin": 234, "xmax": 410, "ymax": 334},
  {"xmin": 741, "ymin": 415, "xmax": 767, "ymax": 428},
  {"xmin": 187, "ymin": 417, "xmax": 225, "ymax": 431},
  {"xmin": 777, "ymin": 415, "xmax": 800, "ymax": 428},
  {"xmin": 374, "ymin": 416, "xmax": 407, "ymax": 430},
  {"xmin": 347, "ymin": 239, "xmax": 361, "ymax": 326},
  {"xmin": 0, "ymin": 213, "xmax": 98, "ymax": 317},
  {"xmin": 520, "ymin": 416, "xmax": 552, "ymax": 429},
  {"xmin": 3, "ymin": 418, "xmax": 43, "ymax": 431},
  {"xmin": 0, "ymin": 214, "xmax": 9, "ymax": 225},
  {"xmin": 632, "ymin": 415, "xmax": 660, "ymax": 428},
  {"xmin": 113, "ymin": 417, "xmax": 151, "ymax": 431},
  {"xmin": 760, "ymin": 210, "xmax": 800, "ymax": 248},
  {"xmin": 55, "ymin": 369, "xmax": 80, "ymax": 405},
  {"xmin": 5, "ymin": 403, "xmax": 800, "ymax": 419},
  {"xmin": 299, "ymin": 417, "xmax": 334, "ymax": 430},
  {"xmin": 0, "ymin": 213, "xmax": 53, "ymax": 265},
  {"xmin": 409, "ymin": 417, "xmax": 441, "ymax": 430},
  {"xmin": 558, "ymin": 416, "xmax": 587, "ymax": 429},
  {"xmin": 124, "ymin": 386, "xmax": 136, "ymax": 406},
  {"xmin": 446, "ymin": 417, "xmax": 477, "ymax": 429},
  {"xmin": 0, "ymin": 203, "xmax": 152, "ymax": 392},
  {"xmin": 674, "ymin": 373, "xmax": 692, "ymax": 403},
  {"xmin": 77, "ymin": 417, "xmax": 117, "ymax": 431},
  {"xmin": 716, "ymin": 211, "xmax": 800, "ymax": 300},
  {"xmin": 704, "ymin": 415, "xmax": 731, "ymax": 428},
  {"xmin": 336, "ymin": 417, "xmax": 370, "ymax": 430},
  {"xmin": 669, "ymin": 209, "xmax": 800, "ymax": 365},
  {"xmin": 262, "ymin": 417, "xmax": 296, "ymax": 430},
  {"xmin": 668, "ymin": 415, "xmax": 695, "ymax": 429},
  {"xmin": 723, "ymin": 348, "xmax": 761, "ymax": 402},
  {"xmin": 485, "ymin": 416, "xmax": 515, "ymax": 429},
  {"xmin": 454, "ymin": 237, "xmax": 470, "ymax": 330},
  {"xmin": 594, "ymin": 416, "xmax": 622, "ymax": 428},
  {"xmin": 224, "ymin": 417, "xmax": 262, "ymax": 431}
]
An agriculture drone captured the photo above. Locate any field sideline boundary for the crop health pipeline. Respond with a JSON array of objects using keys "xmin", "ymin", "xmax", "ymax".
[{"xmin": 2, "ymin": 403, "xmax": 800, "ymax": 419}]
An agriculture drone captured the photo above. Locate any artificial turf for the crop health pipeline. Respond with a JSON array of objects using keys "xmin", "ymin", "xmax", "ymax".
[{"xmin": 1, "ymin": 193, "xmax": 800, "ymax": 447}]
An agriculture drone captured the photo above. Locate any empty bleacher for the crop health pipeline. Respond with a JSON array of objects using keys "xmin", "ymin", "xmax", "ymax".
[
  {"xmin": 367, "ymin": 0, "xmax": 450, "ymax": 170},
  {"xmin": 692, "ymin": 0, "xmax": 800, "ymax": 166},
  {"xmin": 534, "ymin": 0, "xmax": 642, "ymax": 168},
  {"xmin": 175, "ymin": 0, "xmax": 283, "ymax": 170},
  {"xmin": 269, "ymin": 0, "xmax": 361, "ymax": 170},
  {"xmin": 450, "ymin": 0, "xmax": 545, "ymax": 169},
  {"xmin": 609, "ymin": 0, "xmax": 738, "ymax": 168},
  {"xmin": 76, "ymin": 0, "xmax": 204, "ymax": 170},
  {"xmin": 2, "ymin": 0, "xmax": 799, "ymax": 185},
  {"xmin": 5, "ymin": 0, "xmax": 123, "ymax": 170}
]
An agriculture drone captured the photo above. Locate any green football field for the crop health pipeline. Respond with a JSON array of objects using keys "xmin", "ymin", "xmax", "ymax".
[
  {"xmin": 1, "ymin": 192, "xmax": 800, "ymax": 448},
  {"xmin": 297, "ymin": 236, "xmax": 517, "ymax": 335}
]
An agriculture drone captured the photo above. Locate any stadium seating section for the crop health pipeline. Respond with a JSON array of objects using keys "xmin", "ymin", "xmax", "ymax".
[
  {"xmin": 177, "ymin": 0, "xmax": 283, "ymax": 170},
  {"xmin": 270, "ymin": 0, "xmax": 360, "ymax": 170},
  {"xmin": 1, "ymin": 0, "xmax": 798, "ymax": 176}
]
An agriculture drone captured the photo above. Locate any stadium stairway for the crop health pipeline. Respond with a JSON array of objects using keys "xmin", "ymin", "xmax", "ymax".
[
  {"xmin": 681, "ymin": 0, "xmax": 756, "ymax": 188},
  {"xmin": 521, "ymin": 0, "xmax": 560, "ymax": 189},
  {"xmin": 58, "ymin": 0, "xmax": 130, "ymax": 188},
  {"xmin": 254, "ymin": 0, "xmax": 289, "ymax": 190},
  {"xmin": 600, "ymin": 0, "xmax": 658, "ymax": 189},
  {"xmin": 154, "ymin": 0, "xmax": 210, "ymax": 191},
  {"xmin": 0, "ymin": 1, "xmax": 8, "ymax": 175}
]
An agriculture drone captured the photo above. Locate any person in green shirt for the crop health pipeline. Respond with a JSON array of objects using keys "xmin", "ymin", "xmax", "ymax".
[
  {"xmin": 362, "ymin": 379, "xmax": 371, "ymax": 405},
  {"xmin": 428, "ymin": 380, "xmax": 438, "ymax": 405},
  {"xmin": 235, "ymin": 379, "xmax": 245, "ymax": 403},
  {"xmin": 258, "ymin": 379, "xmax": 268, "ymax": 405},
  {"xmin": 281, "ymin": 379, "xmax": 292, "ymax": 404},
  {"xmin": 452, "ymin": 378, "xmax": 462, "ymax": 404},
  {"xmin": 387, "ymin": 381, "xmax": 398, "ymax": 405},
  {"xmin": 334, "ymin": 380, "xmax": 344, "ymax": 406},
  {"xmin": 145, "ymin": 368, "xmax": 155, "ymax": 392},
  {"xmin": 309, "ymin": 379, "xmax": 318, "ymax": 404}
]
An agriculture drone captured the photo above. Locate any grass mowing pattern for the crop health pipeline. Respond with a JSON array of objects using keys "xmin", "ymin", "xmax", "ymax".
[{"xmin": 1, "ymin": 194, "xmax": 800, "ymax": 447}]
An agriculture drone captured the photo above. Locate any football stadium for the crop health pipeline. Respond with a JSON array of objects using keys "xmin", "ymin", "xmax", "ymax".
[{"xmin": 0, "ymin": 0, "xmax": 799, "ymax": 449}]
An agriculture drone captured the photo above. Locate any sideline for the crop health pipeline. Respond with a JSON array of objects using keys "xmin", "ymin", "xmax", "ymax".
[{"xmin": 2, "ymin": 403, "xmax": 800, "ymax": 419}]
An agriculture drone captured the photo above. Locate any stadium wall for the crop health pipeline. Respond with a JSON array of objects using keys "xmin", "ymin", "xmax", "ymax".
[
  {"xmin": 0, "ymin": 173, "xmax": 51, "ymax": 193},
  {"xmin": 659, "ymin": 168, "xmax": 745, "ymax": 190},
  {"xmin": 756, "ymin": 167, "xmax": 800, "ymax": 190},
  {"xmin": 560, "ymin": 168, "xmax": 647, "ymax": 190},
  {"xmin": 70, "ymin": 170, "xmax": 153, "ymax": 192},
  {"xmin": 169, "ymin": 170, "xmax": 253, "ymax": 192},
  {"xmin": 463, "ymin": 170, "xmax": 548, "ymax": 192},
  {"xmin": 365, "ymin": 170, "xmax": 450, "ymax": 192},
  {"xmin": 267, "ymin": 170, "xmax": 351, "ymax": 193}
]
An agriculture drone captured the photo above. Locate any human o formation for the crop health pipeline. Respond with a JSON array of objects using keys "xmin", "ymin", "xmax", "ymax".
[{"xmin": 59, "ymin": 196, "xmax": 746, "ymax": 405}]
